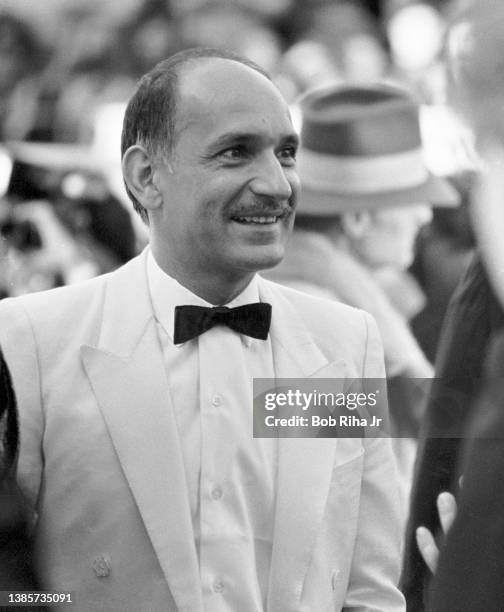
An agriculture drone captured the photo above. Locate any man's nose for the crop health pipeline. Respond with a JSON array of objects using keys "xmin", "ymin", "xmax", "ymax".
[{"xmin": 250, "ymin": 154, "xmax": 295, "ymax": 201}]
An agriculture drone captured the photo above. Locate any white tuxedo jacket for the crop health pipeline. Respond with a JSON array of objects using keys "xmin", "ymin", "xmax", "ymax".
[{"xmin": 0, "ymin": 250, "xmax": 405, "ymax": 611}]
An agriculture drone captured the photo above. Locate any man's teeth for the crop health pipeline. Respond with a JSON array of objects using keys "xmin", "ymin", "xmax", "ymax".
[{"xmin": 234, "ymin": 216, "xmax": 278, "ymax": 224}]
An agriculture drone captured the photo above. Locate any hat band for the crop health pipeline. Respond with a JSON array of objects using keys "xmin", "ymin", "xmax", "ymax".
[{"xmin": 297, "ymin": 147, "xmax": 428, "ymax": 194}]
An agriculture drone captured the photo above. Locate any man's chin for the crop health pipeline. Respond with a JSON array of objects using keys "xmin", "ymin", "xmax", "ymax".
[{"xmin": 239, "ymin": 248, "xmax": 286, "ymax": 273}]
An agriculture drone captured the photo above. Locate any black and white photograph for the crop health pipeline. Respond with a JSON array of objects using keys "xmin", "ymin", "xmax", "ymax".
[{"xmin": 0, "ymin": 0, "xmax": 501, "ymax": 610}]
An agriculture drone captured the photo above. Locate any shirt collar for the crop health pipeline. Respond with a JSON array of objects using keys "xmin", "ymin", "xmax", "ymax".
[{"xmin": 147, "ymin": 249, "xmax": 260, "ymax": 347}]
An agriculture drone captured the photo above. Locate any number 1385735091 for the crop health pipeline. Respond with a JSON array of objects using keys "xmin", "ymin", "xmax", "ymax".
[{"xmin": 1, "ymin": 591, "xmax": 73, "ymax": 606}]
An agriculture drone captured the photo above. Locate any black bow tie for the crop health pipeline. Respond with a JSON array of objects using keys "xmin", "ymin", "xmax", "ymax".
[{"xmin": 174, "ymin": 303, "xmax": 272, "ymax": 344}]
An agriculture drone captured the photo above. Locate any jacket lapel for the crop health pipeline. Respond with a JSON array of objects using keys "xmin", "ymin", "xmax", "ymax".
[
  {"xmin": 259, "ymin": 278, "xmax": 327, "ymax": 379},
  {"xmin": 259, "ymin": 279, "xmax": 340, "ymax": 611},
  {"xmin": 80, "ymin": 251, "xmax": 203, "ymax": 612}
]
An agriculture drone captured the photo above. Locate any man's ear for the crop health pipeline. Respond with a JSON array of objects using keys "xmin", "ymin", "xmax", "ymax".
[
  {"xmin": 341, "ymin": 211, "xmax": 372, "ymax": 239},
  {"xmin": 122, "ymin": 145, "xmax": 163, "ymax": 212}
]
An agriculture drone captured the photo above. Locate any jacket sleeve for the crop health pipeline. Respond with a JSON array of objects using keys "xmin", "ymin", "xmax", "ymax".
[
  {"xmin": 344, "ymin": 311, "xmax": 406, "ymax": 611},
  {"xmin": 0, "ymin": 298, "xmax": 44, "ymax": 509}
]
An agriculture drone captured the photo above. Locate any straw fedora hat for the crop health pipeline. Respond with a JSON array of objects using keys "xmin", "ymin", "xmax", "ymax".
[{"xmin": 296, "ymin": 82, "xmax": 459, "ymax": 215}]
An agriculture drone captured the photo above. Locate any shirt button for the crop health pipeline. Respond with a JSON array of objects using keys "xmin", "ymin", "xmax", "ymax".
[
  {"xmin": 213, "ymin": 579, "xmax": 225, "ymax": 593},
  {"xmin": 211, "ymin": 486, "xmax": 223, "ymax": 500},
  {"xmin": 212, "ymin": 395, "xmax": 222, "ymax": 407}
]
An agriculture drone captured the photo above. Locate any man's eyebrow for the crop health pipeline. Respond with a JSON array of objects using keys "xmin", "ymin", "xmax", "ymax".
[
  {"xmin": 210, "ymin": 131, "xmax": 300, "ymax": 149},
  {"xmin": 281, "ymin": 133, "xmax": 300, "ymax": 148},
  {"xmin": 211, "ymin": 132, "xmax": 256, "ymax": 148}
]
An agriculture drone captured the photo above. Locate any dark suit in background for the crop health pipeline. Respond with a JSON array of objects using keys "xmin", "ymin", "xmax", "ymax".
[
  {"xmin": 429, "ymin": 331, "xmax": 504, "ymax": 611},
  {"xmin": 402, "ymin": 255, "xmax": 504, "ymax": 610}
]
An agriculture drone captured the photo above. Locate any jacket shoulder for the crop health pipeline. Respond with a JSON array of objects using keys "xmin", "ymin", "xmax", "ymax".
[
  {"xmin": 0, "ymin": 272, "xmax": 109, "ymax": 327},
  {"xmin": 0, "ymin": 256, "xmax": 134, "ymax": 360},
  {"xmin": 261, "ymin": 276, "xmax": 368, "ymax": 324},
  {"xmin": 260, "ymin": 277, "xmax": 381, "ymax": 365}
]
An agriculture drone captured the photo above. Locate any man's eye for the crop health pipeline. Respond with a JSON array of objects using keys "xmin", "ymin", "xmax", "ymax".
[
  {"xmin": 278, "ymin": 146, "xmax": 297, "ymax": 164},
  {"xmin": 220, "ymin": 146, "xmax": 247, "ymax": 160}
]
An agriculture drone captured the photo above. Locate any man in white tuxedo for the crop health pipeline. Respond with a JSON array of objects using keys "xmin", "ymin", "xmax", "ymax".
[{"xmin": 0, "ymin": 48, "xmax": 405, "ymax": 611}]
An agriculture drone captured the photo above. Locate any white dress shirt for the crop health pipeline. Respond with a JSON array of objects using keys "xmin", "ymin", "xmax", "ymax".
[{"xmin": 147, "ymin": 250, "xmax": 278, "ymax": 611}]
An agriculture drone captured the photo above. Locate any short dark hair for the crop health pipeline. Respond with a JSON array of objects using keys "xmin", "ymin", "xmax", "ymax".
[{"xmin": 121, "ymin": 47, "xmax": 270, "ymax": 222}]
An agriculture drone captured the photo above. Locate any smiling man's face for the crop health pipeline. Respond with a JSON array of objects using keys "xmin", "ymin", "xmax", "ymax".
[{"xmin": 149, "ymin": 58, "xmax": 300, "ymax": 293}]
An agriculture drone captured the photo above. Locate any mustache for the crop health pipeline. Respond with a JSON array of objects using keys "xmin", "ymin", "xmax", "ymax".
[{"xmin": 230, "ymin": 196, "xmax": 296, "ymax": 217}]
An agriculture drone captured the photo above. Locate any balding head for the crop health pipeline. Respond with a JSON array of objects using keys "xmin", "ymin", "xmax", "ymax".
[{"xmin": 121, "ymin": 48, "xmax": 271, "ymax": 222}]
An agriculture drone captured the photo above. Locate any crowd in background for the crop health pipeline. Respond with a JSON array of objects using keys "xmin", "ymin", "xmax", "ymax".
[
  {"xmin": 0, "ymin": 0, "xmax": 476, "ymax": 143},
  {"xmin": 0, "ymin": 0, "xmax": 477, "ymax": 354},
  {"xmin": 0, "ymin": 0, "xmax": 476, "ymax": 303}
]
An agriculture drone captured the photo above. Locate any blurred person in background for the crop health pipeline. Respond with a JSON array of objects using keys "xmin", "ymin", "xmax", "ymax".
[
  {"xmin": 0, "ymin": 138, "xmax": 138, "ymax": 298},
  {"xmin": 0, "ymin": 5, "xmax": 140, "ymax": 300},
  {"xmin": 402, "ymin": 2, "xmax": 504, "ymax": 609},
  {"xmin": 48, "ymin": 6, "xmax": 135, "ymax": 144},
  {"xmin": 410, "ymin": 170, "xmax": 476, "ymax": 363},
  {"xmin": 276, "ymin": 1, "xmax": 388, "ymax": 102},
  {"xmin": 117, "ymin": 0, "xmax": 181, "ymax": 78},
  {"xmin": 402, "ymin": 251, "xmax": 504, "ymax": 611},
  {"xmin": 265, "ymin": 82, "xmax": 459, "ymax": 509},
  {"xmin": 177, "ymin": 2, "xmax": 283, "ymax": 75},
  {"xmin": 304, "ymin": 1, "xmax": 388, "ymax": 82},
  {"xmin": 0, "ymin": 12, "xmax": 48, "ymax": 142}
]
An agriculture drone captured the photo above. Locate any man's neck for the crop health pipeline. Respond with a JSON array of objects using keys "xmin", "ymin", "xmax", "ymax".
[
  {"xmin": 150, "ymin": 249, "xmax": 254, "ymax": 305},
  {"xmin": 173, "ymin": 272, "xmax": 254, "ymax": 305}
]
